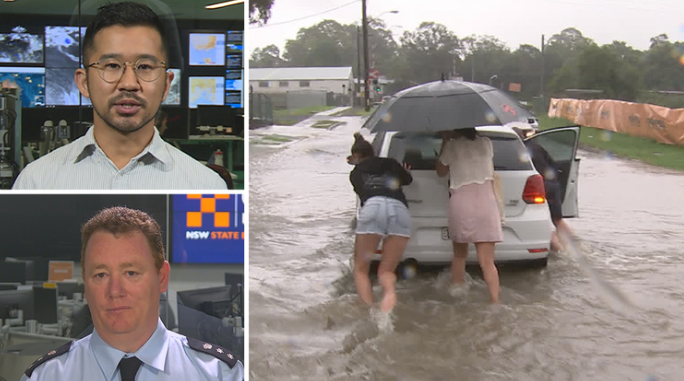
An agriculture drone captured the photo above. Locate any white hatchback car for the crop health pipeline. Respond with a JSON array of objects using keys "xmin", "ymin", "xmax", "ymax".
[{"xmin": 358, "ymin": 125, "xmax": 581, "ymax": 268}]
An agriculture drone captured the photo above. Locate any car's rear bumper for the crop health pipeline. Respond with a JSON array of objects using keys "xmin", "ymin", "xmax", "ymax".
[{"xmin": 372, "ymin": 206, "xmax": 554, "ymax": 265}]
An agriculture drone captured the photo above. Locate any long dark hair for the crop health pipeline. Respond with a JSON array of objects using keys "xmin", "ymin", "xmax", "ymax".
[
  {"xmin": 351, "ymin": 132, "xmax": 375, "ymax": 158},
  {"xmin": 459, "ymin": 128, "xmax": 478, "ymax": 141}
]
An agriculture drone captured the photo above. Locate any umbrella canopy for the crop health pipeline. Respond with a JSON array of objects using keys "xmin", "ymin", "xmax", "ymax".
[{"xmin": 363, "ymin": 80, "xmax": 535, "ymax": 133}]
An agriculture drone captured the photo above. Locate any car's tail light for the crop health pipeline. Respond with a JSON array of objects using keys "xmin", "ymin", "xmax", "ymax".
[
  {"xmin": 528, "ymin": 248, "xmax": 548, "ymax": 253},
  {"xmin": 522, "ymin": 174, "xmax": 546, "ymax": 204}
]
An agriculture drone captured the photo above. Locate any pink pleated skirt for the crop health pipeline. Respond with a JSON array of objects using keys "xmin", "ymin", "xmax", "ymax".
[{"xmin": 448, "ymin": 180, "xmax": 504, "ymax": 243}]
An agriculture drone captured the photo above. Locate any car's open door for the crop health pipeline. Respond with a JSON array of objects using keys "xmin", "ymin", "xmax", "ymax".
[{"xmin": 525, "ymin": 126, "xmax": 581, "ymax": 218}]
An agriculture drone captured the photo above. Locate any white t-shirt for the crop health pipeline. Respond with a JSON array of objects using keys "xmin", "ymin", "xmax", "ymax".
[{"xmin": 439, "ymin": 135, "xmax": 494, "ymax": 190}]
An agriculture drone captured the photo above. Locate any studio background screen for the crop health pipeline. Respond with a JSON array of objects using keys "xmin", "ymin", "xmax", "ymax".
[
  {"xmin": 171, "ymin": 194, "xmax": 244, "ymax": 264},
  {"xmin": 188, "ymin": 33, "xmax": 226, "ymax": 66}
]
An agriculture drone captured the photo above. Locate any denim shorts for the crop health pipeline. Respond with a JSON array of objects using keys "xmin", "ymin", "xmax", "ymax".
[{"xmin": 356, "ymin": 196, "xmax": 411, "ymax": 237}]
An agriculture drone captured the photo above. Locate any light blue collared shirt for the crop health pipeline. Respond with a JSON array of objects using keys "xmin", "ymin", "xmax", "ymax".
[
  {"xmin": 20, "ymin": 319, "xmax": 243, "ymax": 381},
  {"xmin": 12, "ymin": 126, "xmax": 227, "ymax": 190}
]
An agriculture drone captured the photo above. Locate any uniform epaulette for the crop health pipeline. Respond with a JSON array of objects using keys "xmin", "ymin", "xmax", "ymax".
[
  {"xmin": 24, "ymin": 341, "xmax": 73, "ymax": 377},
  {"xmin": 186, "ymin": 337, "xmax": 238, "ymax": 368}
]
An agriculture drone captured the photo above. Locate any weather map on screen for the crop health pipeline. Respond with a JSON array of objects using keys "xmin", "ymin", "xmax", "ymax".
[
  {"xmin": 45, "ymin": 26, "xmax": 86, "ymax": 67},
  {"xmin": 45, "ymin": 68, "xmax": 91, "ymax": 106},
  {"xmin": 0, "ymin": 27, "xmax": 44, "ymax": 64},
  {"xmin": 0, "ymin": 67, "xmax": 45, "ymax": 107},
  {"xmin": 44, "ymin": 27, "xmax": 90, "ymax": 106},
  {"xmin": 162, "ymin": 68, "xmax": 181, "ymax": 106},
  {"xmin": 188, "ymin": 76, "xmax": 224, "ymax": 108},
  {"xmin": 189, "ymin": 33, "xmax": 226, "ymax": 66}
]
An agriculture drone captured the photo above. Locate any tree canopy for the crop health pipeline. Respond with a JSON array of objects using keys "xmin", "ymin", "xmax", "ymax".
[{"xmin": 251, "ymin": 19, "xmax": 684, "ymax": 103}]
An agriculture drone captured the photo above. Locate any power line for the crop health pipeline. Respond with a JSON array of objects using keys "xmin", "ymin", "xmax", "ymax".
[{"xmin": 249, "ymin": 0, "xmax": 361, "ymax": 29}]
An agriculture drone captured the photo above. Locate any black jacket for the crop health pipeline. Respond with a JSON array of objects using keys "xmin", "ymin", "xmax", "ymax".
[
  {"xmin": 524, "ymin": 140, "xmax": 558, "ymax": 182},
  {"xmin": 350, "ymin": 157, "xmax": 412, "ymax": 207}
]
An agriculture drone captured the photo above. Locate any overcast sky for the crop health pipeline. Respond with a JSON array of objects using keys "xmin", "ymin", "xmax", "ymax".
[{"xmin": 248, "ymin": 0, "xmax": 684, "ymax": 55}]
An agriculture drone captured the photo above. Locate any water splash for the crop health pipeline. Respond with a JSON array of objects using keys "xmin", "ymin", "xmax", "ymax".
[
  {"xmin": 370, "ymin": 307, "xmax": 394, "ymax": 334},
  {"xmin": 448, "ymin": 282, "xmax": 470, "ymax": 297},
  {"xmin": 485, "ymin": 111, "xmax": 497, "ymax": 123},
  {"xmin": 559, "ymin": 230, "xmax": 640, "ymax": 317},
  {"xmin": 381, "ymin": 112, "xmax": 392, "ymax": 123}
]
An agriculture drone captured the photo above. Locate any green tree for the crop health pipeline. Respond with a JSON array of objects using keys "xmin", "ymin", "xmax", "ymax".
[
  {"xmin": 642, "ymin": 35, "xmax": 684, "ymax": 91},
  {"xmin": 393, "ymin": 22, "xmax": 461, "ymax": 86},
  {"xmin": 576, "ymin": 45, "xmax": 638, "ymax": 100},
  {"xmin": 249, "ymin": 0, "xmax": 275, "ymax": 25},
  {"xmin": 544, "ymin": 27, "xmax": 595, "ymax": 94},
  {"xmin": 250, "ymin": 44, "xmax": 285, "ymax": 68},
  {"xmin": 507, "ymin": 44, "xmax": 542, "ymax": 99},
  {"xmin": 282, "ymin": 20, "xmax": 356, "ymax": 67}
]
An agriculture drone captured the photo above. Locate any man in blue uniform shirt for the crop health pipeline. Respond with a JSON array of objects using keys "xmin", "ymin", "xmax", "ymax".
[
  {"xmin": 21, "ymin": 207, "xmax": 243, "ymax": 381},
  {"xmin": 12, "ymin": 2, "xmax": 226, "ymax": 190}
]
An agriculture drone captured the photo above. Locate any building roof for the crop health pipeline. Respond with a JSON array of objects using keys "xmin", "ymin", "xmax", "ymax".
[{"xmin": 250, "ymin": 67, "xmax": 353, "ymax": 81}]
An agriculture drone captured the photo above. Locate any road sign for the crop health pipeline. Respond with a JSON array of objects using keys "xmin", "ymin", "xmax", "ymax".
[{"xmin": 368, "ymin": 69, "xmax": 380, "ymax": 79}]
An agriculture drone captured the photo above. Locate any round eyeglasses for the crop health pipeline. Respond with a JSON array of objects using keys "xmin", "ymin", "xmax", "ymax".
[{"xmin": 87, "ymin": 58, "xmax": 167, "ymax": 83}]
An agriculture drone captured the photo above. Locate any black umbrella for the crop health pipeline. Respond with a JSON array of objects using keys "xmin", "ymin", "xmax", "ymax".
[{"xmin": 363, "ymin": 79, "xmax": 534, "ymax": 132}]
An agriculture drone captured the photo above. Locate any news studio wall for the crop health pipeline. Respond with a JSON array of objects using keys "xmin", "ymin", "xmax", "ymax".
[
  {"xmin": 0, "ymin": 193, "xmax": 246, "ymax": 380},
  {"xmin": 0, "ymin": 0, "xmax": 246, "ymax": 189}
]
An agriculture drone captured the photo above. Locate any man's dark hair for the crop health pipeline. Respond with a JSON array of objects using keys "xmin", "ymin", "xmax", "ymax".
[
  {"xmin": 82, "ymin": 1, "xmax": 168, "ymax": 65},
  {"xmin": 351, "ymin": 132, "xmax": 375, "ymax": 158}
]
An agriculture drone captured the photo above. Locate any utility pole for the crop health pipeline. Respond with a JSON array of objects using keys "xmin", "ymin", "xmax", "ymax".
[
  {"xmin": 357, "ymin": 26, "xmax": 361, "ymax": 107},
  {"xmin": 471, "ymin": 54, "xmax": 475, "ymax": 82},
  {"xmin": 540, "ymin": 34, "xmax": 545, "ymax": 99},
  {"xmin": 362, "ymin": 0, "xmax": 370, "ymax": 111}
]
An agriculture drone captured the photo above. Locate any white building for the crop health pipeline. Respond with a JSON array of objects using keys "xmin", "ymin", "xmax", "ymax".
[{"xmin": 249, "ymin": 67, "xmax": 354, "ymax": 95}]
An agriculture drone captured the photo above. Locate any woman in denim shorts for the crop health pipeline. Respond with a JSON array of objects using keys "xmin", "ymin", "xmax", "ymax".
[{"xmin": 349, "ymin": 133, "xmax": 412, "ymax": 312}]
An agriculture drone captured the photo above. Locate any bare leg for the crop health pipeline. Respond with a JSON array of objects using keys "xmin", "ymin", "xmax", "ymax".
[
  {"xmin": 551, "ymin": 218, "xmax": 575, "ymax": 251},
  {"xmin": 556, "ymin": 219, "xmax": 574, "ymax": 241},
  {"xmin": 550, "ymin": 231, "xmax": 562, "ymax": 251},
  {"xmin": 377, "ymin": 235, "xmax": 409, "ymax": 312},
  {"xmin": 452, "ymin": 242, "xmax": 469, "ymax": 284},
  {"xmin": 354, "ymin": 234, "xmax": 383, "ymax": 306},
  {"xmin": 475, "ymin": 242, "xmax": 500, "ymax": 303}
]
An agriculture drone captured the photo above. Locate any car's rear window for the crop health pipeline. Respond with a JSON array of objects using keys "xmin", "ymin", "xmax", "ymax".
[{"xmin": 387, "ymin": 132, "xmax": 533, "ymax": 171}]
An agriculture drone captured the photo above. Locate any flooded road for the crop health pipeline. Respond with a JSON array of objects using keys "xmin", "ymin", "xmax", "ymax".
[{"xmin": 249, "ymin": 117, "xmax": 684, "ymax": 380}]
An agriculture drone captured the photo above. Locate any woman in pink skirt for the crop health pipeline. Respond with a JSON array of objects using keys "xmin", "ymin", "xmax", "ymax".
[{"xmin": 436, "ymin": 128, "xmax": 503, "ymax": 303}]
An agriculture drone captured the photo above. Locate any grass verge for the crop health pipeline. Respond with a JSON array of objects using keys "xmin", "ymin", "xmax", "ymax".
[
  {"xmin": 537, "ymin": 115, "xmax": 684, "ymax": 171},
  {"xmin": 273, "ymin": 105, "xmax": 337, "ymax": 125},
  {"xmin": 311, "ymin": 120, "xmax": 344, "ymax": 129}
]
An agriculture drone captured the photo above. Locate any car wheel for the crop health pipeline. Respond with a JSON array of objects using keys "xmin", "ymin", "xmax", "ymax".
[{"xmin": 524, "ymin": 257, "xmax": 548, "ymax": 268}]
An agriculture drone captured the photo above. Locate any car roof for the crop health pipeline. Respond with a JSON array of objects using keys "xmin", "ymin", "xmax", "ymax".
[
  {"xmin": 477, "ymin": 125, "xmax": 522, "ymax": 139},
  {"xmin": 381, "ymin": 126, "xmax": 521, "ymax": 141}
]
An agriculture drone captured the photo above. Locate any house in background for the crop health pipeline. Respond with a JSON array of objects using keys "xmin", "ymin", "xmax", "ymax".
[{"xmin": 249, "ymin": 66, "xmax": 354, "ymax": 96}]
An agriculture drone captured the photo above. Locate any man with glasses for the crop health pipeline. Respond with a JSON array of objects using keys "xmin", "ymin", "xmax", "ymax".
[{"xmin": 13, "ymin": 2, "xmax": 227, "ymax": 189}]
